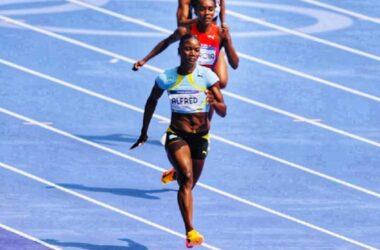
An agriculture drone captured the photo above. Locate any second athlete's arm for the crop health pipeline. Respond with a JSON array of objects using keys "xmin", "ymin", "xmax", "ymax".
[{"xmin": 133, "ymin": 28, "xmax": 186, "ymax": 70}]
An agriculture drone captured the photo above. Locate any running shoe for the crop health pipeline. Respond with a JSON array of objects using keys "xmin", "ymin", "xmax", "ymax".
[
  {"xmin": 185, "ymin": 229, "xmax": 204, "ymax": 248},
  {"xmin": 161, "ymin": 168, "xmax": 176, "ymax": 184}
]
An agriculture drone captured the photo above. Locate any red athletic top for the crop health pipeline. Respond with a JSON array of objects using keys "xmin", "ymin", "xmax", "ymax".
[{"xmin": 190, "ymin": 23, "xmax": 220, "ymax": 69}]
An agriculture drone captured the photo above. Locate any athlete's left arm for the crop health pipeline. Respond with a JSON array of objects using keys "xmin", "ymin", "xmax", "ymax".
[
  {"xmin": 177, "ymin": 0, "xmax": 198, "ymax": 26},
  {"xmin": 207, "ymin": 83, "xmax": 227, "ymax": 117},
  {"xmin": 220, "ymin": 26, "xmax": 239, "ymax": 69}
]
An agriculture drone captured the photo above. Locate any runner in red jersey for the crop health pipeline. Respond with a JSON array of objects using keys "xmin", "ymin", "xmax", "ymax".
[
  {"xmin": 133, "ymin": 0, "xmax": 239, "ymax": 89},
  {"xmin": 190, "ymin": 22, "xmax": 220, "ymax": 69},
  {"xmin": 177, "ymin": 0, "xmax": 229, "ymax": 89}
]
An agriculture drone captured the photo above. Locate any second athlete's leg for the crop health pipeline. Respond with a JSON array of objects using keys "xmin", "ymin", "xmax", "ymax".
[{"xmin": 214, "ymin": 49, "xmax": 228, "ymax": 89}]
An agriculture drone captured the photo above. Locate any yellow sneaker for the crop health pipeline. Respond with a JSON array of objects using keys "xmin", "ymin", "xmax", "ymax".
[
  {"xmin": 185, "ymin": 229, "xmax": 204, "ymax": 248},
  {"xmin": 161, "ymin": 168, "xmax": 176, "ymax": 184}
]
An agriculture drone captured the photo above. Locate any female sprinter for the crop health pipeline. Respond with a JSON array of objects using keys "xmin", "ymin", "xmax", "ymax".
[
  {"xmin": 176, "ymin": 0, "xmax": 230, "ymax": 96},
  {"xmin": 133, "ymin": 0, "xmax": 237, "ymax": 186},
  {"xmin": 131, "ymin": 34, "xmax": 227, "ymax": 248},
  {"xmin": 133, "ymin": 0, "xmax": 239, "ymax": 89}
]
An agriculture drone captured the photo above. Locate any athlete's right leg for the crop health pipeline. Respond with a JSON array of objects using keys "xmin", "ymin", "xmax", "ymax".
[
  {"xmin": 165, "ymin": 139, "xmax": 205, "ymax": 248},
  {"xmin": 165, "ymin": 139, "xmax": 195, "ymax": 233}
]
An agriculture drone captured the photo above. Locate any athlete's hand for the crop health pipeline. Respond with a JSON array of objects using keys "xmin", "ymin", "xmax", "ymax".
[
  {"xmin": 206, "ymin": 90, "xmax": 216, "ymax": 105},
  {"xmin": 132, "ymin": 60, "xmax": 146, "ymax": 71},
  {"xmin": 130, "ymin": 134, "xmax": 148, "ymax": 149},
  {"xmin": 220, "ymin": 24, "xmax": 231, "ymax": 42}
]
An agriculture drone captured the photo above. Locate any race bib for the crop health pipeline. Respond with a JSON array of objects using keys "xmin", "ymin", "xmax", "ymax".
[
  {"xmin": 199, "ymin": 45, "xmax": 216, "ymax": 66},
  {"xmin": 168, "ymin": 90, "xmax": 207, "ymax": 113}
]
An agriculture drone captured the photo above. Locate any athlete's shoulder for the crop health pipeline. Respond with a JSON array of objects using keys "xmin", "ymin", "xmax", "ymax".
[
  {"xmin": 156, "ymin": 67, "xmax": 178, "ymax": 89},
  {"xmin": 194, "ymin": 65, "xmax": 219, "ymax": 86},
  {"xmin": 195, "ymin": 65, "xmax": 212, "ymax": 75}
]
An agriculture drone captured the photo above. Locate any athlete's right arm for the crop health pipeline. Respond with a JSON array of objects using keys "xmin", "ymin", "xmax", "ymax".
[
  {"xmin": 207, "ymin": 83, "xmax": 227, "ymax": 117},
  {"xmin": 132, "ymin": 28, "xmax": 185, "ymax": 71},
  {"xmin": 220, "ymin": 0, "xmax": 226, "ymax": 28},
  {"xmin": 131, "ymin": 83, "xmax": 164, "ymax": 149},
  {"xmin": 177, "ymin": 0, "xmax": 196, "ymax": 26}
]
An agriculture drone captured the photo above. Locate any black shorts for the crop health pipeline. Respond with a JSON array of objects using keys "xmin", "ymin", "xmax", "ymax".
[{"xmin": 165, "ymin": 126, "xmax": 210, "ymax": 160}]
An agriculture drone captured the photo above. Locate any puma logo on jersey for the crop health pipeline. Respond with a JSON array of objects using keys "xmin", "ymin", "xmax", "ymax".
[{"xmin": 207, "ymin": 35, "xmax": 215, "ymax": 40}]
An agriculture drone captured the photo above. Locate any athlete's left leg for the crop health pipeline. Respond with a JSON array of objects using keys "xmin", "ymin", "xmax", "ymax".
[{"xmin": 214, "ymin": 49, "xmax": 228, "ymax": 89}]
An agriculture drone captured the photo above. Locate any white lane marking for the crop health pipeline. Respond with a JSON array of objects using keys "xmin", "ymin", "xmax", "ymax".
[
  {"xmin": 236, "ymin": 53, "xmax": 380, "ymax": 103},
  {"xmin": 24, "ymin": 121, "xmax": 52, "ymax": 126},
  {"xmin": 0, "ymin": 0, "xmax": 109, "ymax": 16},
  {"xmin": 0, "ymin": 117, "xmax": 378, "ymax": 250},
  {"xmin": 0, "ymin": 1, "xmax": 352, "ymax": 38},
  {"xmin": 223, "ymin": 91, "xmax": 380, "ymax": 148},
  {"xmin": 302, "ymin": 0, "xmax": 380, "ymax": 25},
  {"xmin": 293, "ymin": 118, "xmax": 321, "ymax": 123},
  {"xmin": 2, "ymin": 58, "xmax": 380, "ymax": 201},
  {"xmin": 226, "ymin": 9, "xmax": 380, "ymax": 62},
  {"xmin": 1, "ymin": 15, "xmax": 379, "ymax": 108},
  {"xmin": 227, "ymin": 1, "xmax": 352, "ymax": 37},
  {"xmin": 1, "ymin": 1, "xmax": 377, "ymax": 103},
  {"xmin": 0, "ymin": 161, "xmax": 220, "ymax": 250},
  {"xmin": 0, "ymin": 223, "xmax": 62, "ymax": 250},
  {"xmin": 1, "ymin": 17, "xmax": 379, "ymax": 148},
  {"xmin": 0, "ymin": 15, "xmax": 162, "ymax": 73},
  {"xmin": 67, "ymin": 0, "xmax": 171, "ymax": 34},
  {"xmin": 62, "ymin": 1, "xmax": 380, "ymax": 102},
  {"xmin": 65, "ymin": 0, "xmax": 352, "ymax": 37},
  {"xmin": 0, "ymin": 58, "xmax": 380, "ymax": 201},
  {"xmin": 67, "ymin": 0, "xmax": 380, "ymax": 62}
]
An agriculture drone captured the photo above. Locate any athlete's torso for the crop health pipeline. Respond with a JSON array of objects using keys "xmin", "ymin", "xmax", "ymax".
[
  {"xmin": 155, "ymin": 65, "xmax": 219, "ymax": 114},
  {"xmin": 190, "ymin": 23, "xmax": 220, "ymax": 69}
]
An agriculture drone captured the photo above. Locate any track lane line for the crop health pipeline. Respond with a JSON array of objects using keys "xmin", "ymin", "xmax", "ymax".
[
  {"xmin": 236, "ymin": 53, "xmax": 380, "ymax": 103},
  {"xmin": 302, "ymin": 0, "xmax": 380, "ymax": 25},
  {"xmin": 68, "ymin": 0, "xmax": 380, "ymax": 62},
  {"xmin": 226, "ymin": 9, "xmax": 380, "ymax": 62},
  {"xmin": 0, "ymin": 16, "xmax": 379, "ymax": 149},
  {"xmin": 65, "ymin": 0, "xmax": 380, "ymax": 103},
  {"xmin": 0, "ymin": 223, "xmax": 62, "ymax": 250},
  {"xmin": 0, "ymin": 161, "xmax": 220, "ymax": 250},
  {"xmin": 0, "ymin": 111, "xmax": 378, "ymax": 250},
  {"xmin": 1, "ymin": 58, "xmax": 380, "ymax": 200}
]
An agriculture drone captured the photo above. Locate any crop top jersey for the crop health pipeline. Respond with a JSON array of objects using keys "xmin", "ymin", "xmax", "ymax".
[
  {"xmin": 155, "ymin": 65, "xmax": 219, "ymax": 114},
  {"xmin": 190, "ymin": 23, "xmax": 220, "ymax": 69}
]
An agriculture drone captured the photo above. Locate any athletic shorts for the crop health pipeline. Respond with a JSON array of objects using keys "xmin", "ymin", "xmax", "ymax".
[{"xmin": 165, "ymin": 126, "xmax": 210, "ymax": 160}]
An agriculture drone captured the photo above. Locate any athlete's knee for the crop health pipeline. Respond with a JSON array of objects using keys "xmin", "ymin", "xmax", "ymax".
[
  {"xmin": 179, "ymin": 170, "xmax": 194, "ymax": 187},
  {"xmin": 215, "ymin": 67, "xmax": 228, "ymax": 89},
  {"xmin": 219, "ymin": 78, "xmax": 227, "ymax": 89}
]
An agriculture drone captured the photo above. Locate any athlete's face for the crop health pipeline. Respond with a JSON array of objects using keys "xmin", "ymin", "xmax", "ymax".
[
  {"xmin": 179, "ymin": 38, "xmax": 200, "ymax": 65},
  {"xmin": 196, "ymin": 0, "xmax": 215, "ymax": 24}
]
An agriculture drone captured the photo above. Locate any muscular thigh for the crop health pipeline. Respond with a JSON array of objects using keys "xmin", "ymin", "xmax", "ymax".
[{"xmin": 165, "ymin": 135, "xmax": 193, "ymax": 175}]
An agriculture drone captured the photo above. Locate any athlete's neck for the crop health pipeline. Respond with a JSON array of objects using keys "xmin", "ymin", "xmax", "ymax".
[
  {"xmin": 178, "ymin": 64, "xmax": 197, "ymax": 75},
  {"xmin": 196, "ymin": 21, "xmax": 211, "ymax": 33}
]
